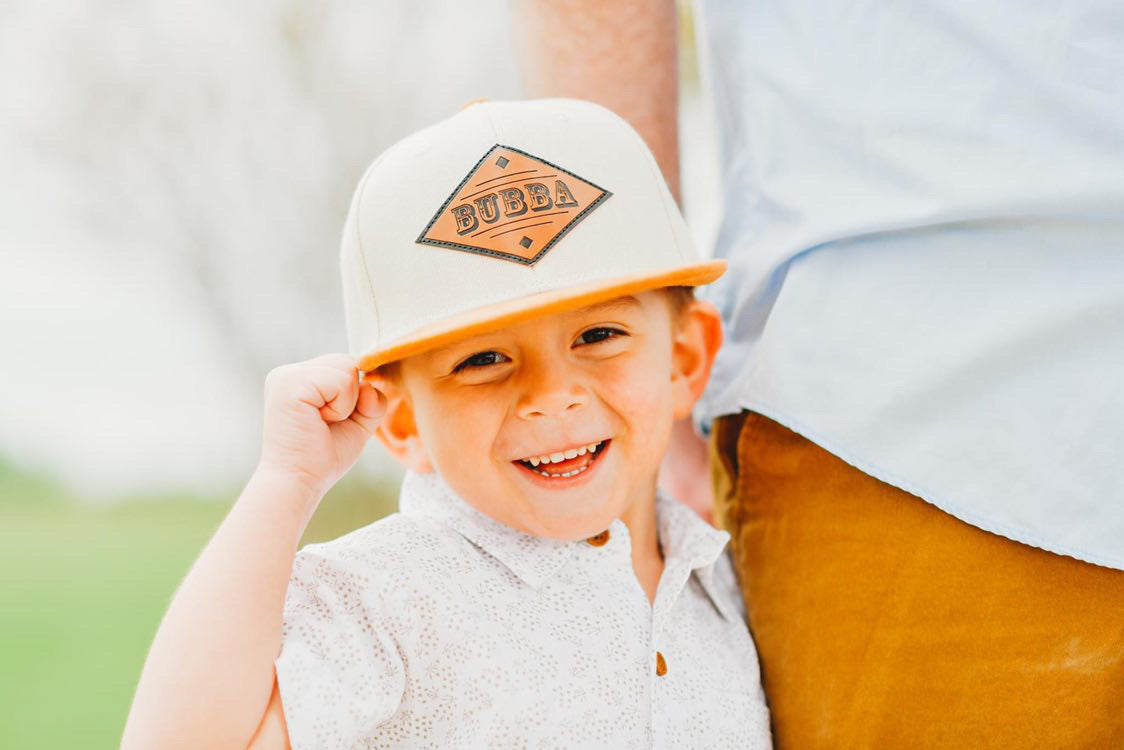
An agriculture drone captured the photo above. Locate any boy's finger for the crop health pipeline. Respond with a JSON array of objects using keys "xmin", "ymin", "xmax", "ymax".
[
  {"xmin": 362, "ymin": 370, "xmax": 395, "ymax": 393},
  {"xmin": 312, "ymin": 366, "xmax": 359, "ymax": 423},
  {"xmin": 349, "ymin": 382, "xmax": 387, "ymax": 434},
  {"xmin": 308, "ymin": 352, "xmax": 360, "ymax": 373}
]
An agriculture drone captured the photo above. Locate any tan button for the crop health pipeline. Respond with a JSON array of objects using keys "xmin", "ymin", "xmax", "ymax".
[
  {"xmin": 655, "ymin": 651, "xmax": 667, "ymax": 677},
  {"xmin": 586, "ymin": 529, "xmax": 610, "ymax": 547}
]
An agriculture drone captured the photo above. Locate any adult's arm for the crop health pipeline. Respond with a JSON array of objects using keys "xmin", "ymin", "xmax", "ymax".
[{"xmin": 512, "ymin": 0, "xmax": 681, "ymax": 204}]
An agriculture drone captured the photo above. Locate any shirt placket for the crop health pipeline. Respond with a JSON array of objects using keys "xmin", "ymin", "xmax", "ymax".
[
  {"xmin": 574, "ymin": 506, "xmax": 724, "ymax": 749},
  {"xmin": 648, "ymin": 557, "xmax": 697, "ymax": 750},
  {"xmin": 580, "ymin": 519, "xmax": 656, "ymax": 746}
]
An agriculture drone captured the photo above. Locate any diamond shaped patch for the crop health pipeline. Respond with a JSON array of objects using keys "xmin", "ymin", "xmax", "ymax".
[{"xmin": 416, "ymin": 144, "xmax": 611, "ymax": 266}]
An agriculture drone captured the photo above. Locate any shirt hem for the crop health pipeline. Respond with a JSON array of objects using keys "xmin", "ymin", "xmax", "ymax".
[{"xmin": 736, "ymin": 400, "xmax": 1124, "ymax": 573}]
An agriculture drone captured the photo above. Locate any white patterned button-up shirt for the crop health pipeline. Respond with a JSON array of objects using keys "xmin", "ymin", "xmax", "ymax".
[{"xmin": 275, "ymin": 470, "xmax": 771, "ymax": 749}]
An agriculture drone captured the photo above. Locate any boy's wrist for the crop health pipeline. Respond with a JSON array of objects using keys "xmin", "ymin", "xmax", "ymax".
[{"xmin": 246, "ymin": 463, "xmax": 327, "ymax": 526}]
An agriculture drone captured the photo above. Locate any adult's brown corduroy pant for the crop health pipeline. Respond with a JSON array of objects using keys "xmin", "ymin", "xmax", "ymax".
[{"xmin": 709, "ymin": 410, "xmax": 1124, "ymax": 749}]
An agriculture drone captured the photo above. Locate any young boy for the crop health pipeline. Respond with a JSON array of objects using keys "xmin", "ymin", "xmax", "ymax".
[{"xmin": 122, "ymin": 98, "xmax": 771, "ymax": 748}]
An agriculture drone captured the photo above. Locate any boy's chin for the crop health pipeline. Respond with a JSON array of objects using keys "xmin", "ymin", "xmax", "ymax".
[
  {"xmin": 515, "ymin": 494, "xmax": 638, "ymax": 542},
  {"xmin": 523, "ymin": 517, "xmax": 618, "ymax": 542}
]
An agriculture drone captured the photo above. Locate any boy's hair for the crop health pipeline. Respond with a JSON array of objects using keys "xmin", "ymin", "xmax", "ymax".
[
  {"xmin": 662, "ymin": 285, "xmax": 696, "ymax": 326},
  {"xmin": 372, "ymin": 286, "xmax": 695, "ymax": 383}
]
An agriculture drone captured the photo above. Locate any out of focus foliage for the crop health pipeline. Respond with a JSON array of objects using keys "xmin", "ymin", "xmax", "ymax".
[{"xmin": 0, "ymin": 457, "xmax": 398, "ymax": 748}]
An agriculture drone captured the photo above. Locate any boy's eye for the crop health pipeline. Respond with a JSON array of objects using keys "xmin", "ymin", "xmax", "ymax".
[
  {"xmin": 577, "ymin": 327, "xmax": 627, "ymax": 345},
  {"xmin": 453, "ymin": 351, "xmax": 509, "ymax": 373},
  {"xmin": 451, "ymin": 328, "xmax": 627, "ymax": 373}
]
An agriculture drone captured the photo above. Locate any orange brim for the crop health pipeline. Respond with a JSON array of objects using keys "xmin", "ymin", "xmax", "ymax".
[{"xmin": 357, "ymin": 259, "xmax": 727, "ymax": 374}]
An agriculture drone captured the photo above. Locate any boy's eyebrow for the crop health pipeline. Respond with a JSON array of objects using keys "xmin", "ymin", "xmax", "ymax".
[{"xmin": 570, "ymin": 294, "xmax": 643, "ymax": 316}]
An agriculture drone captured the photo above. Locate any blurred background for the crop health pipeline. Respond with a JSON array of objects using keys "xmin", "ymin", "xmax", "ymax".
[{"xmin": 0, "ymin": 1, "xmax": 718, "ymax": 746}]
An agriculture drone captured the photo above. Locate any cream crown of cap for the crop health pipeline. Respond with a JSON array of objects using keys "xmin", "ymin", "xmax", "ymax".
[{"xmin": 340, "ymin": 97, "xmax": 726, "ymax": 372}]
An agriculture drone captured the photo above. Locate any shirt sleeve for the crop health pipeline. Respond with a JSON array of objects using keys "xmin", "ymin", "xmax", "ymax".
[{"xmin": 274, "ymin": 545, "xmax": 405, "ymax": 750}]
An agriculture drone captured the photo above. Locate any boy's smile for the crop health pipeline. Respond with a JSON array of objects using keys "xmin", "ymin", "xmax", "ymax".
[
  {"xmin": 512, "ymin": 437, "xmax": 609, "ymax": 480},
  {"xmin": 372, "ymin": 289, "xmax": 720, "ymax": 541}
]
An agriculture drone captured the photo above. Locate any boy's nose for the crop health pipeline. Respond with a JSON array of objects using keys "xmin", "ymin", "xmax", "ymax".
[{"xmin": 515, "ymin": 365, "xmax": 589, "ymax": 420}]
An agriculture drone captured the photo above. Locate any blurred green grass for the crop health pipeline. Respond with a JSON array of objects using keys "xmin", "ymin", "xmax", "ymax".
[{"xmin": 0, "ymin": 457, "xmax": 399, "ymax": 750}]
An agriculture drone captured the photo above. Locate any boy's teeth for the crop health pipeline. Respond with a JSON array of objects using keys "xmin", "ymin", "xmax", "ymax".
[
  {"xmin": 522, "ymin": 440, "xmax": 604, "ymax": 465},
  {"xmin": 533, "ymin": 464, "xmax": 589, "ymax": 479}
]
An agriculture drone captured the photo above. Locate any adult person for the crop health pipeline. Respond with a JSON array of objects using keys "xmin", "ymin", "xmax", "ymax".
[{"xmin": 514, "ymin": 1, "xmax": 1124, "ymax": 746}]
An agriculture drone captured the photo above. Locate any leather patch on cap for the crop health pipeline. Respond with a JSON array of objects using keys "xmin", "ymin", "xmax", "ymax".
[{"xmin": 416, "ymin": 144, "xmax": 611, "ymax": 266}]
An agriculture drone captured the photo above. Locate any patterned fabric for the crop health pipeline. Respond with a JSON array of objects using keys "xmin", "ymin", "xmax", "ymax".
[{"xmin": 275, "ymin": 470, "xmax": 771, "ymax": 749}]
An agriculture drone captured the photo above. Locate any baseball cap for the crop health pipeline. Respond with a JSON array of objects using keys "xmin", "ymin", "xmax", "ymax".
[{"xmin": 340, "ymin": 97, "xmax": 726, "ymax": 374}]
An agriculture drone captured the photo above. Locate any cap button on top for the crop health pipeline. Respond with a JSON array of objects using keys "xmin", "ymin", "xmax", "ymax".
[{"xmin": 586, "ymin": 529, "xmax": 610, "ymax": 547}]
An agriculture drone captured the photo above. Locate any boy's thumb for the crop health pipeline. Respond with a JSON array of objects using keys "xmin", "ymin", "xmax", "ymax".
[{"xmin": 350, "ymin": 382, "xmax": 387, "ymax": 434}]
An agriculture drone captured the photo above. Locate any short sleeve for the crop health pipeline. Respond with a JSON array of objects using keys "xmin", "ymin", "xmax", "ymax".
[{"xmin": 275, "ymin": 546, "xmax": 405, "ymax": 750}]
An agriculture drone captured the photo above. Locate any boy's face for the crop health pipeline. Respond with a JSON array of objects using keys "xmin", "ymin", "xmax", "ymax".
[{"xmin": 372, "ymin": 289, "xmax": 721, "ymax": 540}]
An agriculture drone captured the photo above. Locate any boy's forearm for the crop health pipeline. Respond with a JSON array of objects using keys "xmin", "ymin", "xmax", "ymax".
[
  {"xmin": 121, "ymin": 469, "xmax": 317, "ymax": 750},
  {"xmin": 512, "ymin": 0, "xmax": 681, "ymax": 202}
]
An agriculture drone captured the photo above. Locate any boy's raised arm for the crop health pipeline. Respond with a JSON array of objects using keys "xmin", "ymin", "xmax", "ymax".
[{"xmin": 120, "ymin": 354, "xmax": 386, "ymax": 750}]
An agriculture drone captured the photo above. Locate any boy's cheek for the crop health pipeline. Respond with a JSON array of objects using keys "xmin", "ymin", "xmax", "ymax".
[{"xmin": 604, "ymin": 354, "xmax": 675, "ymax": 403}]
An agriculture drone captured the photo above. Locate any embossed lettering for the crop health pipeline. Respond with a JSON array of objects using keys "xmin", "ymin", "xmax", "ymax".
[
  {"xmin": 473, "ymin": 193, "xmax": 500, "ymax": 224},
  {"xmin": 451, "ymin": 204, "xmax": 478, "ymax": 234},
  {"xmin": 554, "ymin": 179, "xmax": 579, "ymax": 208},
  {"xmin": 500, "ymin": 187, "xmax": 528, "ymax": 217},
  {"xmin": 524, "ymin": 183, "xmax": 554, "ymax": 212}
]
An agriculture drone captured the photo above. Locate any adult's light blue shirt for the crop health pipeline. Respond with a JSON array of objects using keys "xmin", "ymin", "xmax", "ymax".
[{"xmin": 691, "ymin": 0, "xmax": 1124, "ymax": 569}]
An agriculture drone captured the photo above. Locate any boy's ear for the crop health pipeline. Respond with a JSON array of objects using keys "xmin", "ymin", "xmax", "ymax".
[
  {"xmin": 363, "ymin": 371, "xmax": 434, "ymax": 473},
  {"xmin": 669, "ymin": 298, "xmax": 724, "ymax": 421}
]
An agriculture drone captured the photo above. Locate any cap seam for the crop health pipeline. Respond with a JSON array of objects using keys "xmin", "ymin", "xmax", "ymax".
[
  {"xmin": 640, "ymin": 125, "xmax": 694, "ymax": 266},
  {"xmin": 351, "ymin": 155, "xmax": 387, "ymax": 357}
]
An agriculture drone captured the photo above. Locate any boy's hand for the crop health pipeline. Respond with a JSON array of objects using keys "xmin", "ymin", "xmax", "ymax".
[{"xmin": 258, "ymin": 353, "xmax": 387, "ymax": 500}]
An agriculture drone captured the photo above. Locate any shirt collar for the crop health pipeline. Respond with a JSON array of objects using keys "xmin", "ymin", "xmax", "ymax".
[
  {"xmin": 654, "ymin": 489, "xmax": 739, "ymax": 621},
  {"xmin": 398, "ymin": 470, "xmax": 575, "ymax": 589},
  {"xmin": 398, "ymin": 470, "xmax": 733, "ymax": 610},
  {"xmin": 655, "ymin": 489, "xmax": 730, "ymax": 571}
]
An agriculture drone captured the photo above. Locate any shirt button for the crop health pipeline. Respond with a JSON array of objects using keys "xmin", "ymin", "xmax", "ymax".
[
  {"xmin": 586, "ymin": 529, "xmax": 610, "ymax": 547},
  {"xmin": 655, "ymin": 651, "xmax": 668, "ymax": 677}
]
